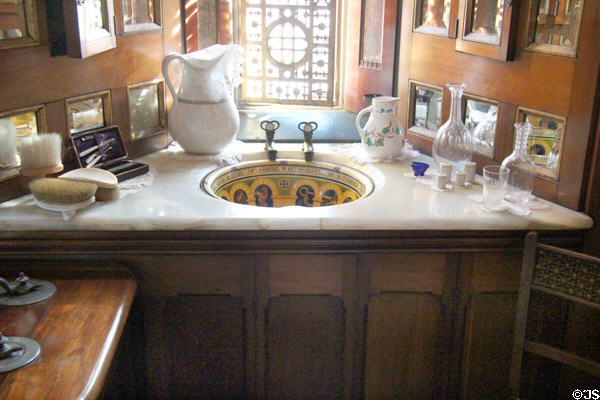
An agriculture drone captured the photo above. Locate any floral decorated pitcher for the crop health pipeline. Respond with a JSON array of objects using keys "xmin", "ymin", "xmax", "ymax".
[
  {"xmin": 162, "ymin": 44, "xmax": 242, "ymax": 154},
  {"xmin": 355, "ymin": 96, "xmax": 405, "ymax": 160}
]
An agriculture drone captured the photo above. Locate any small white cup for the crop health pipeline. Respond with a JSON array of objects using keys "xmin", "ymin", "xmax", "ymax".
[
  {"xmin": 435, "ymin": 173, "xmax": 448, "ymax": 190},
  {"xmin": 439, "ymin": 162, "xmax": 453, "ymax": 179},
  {"xmin": 454, "ymin": 171, "xmax": 466, "ymax": 186},
  {"xmin": 464, "ymin": 161, "xmax": 476, "ymax": 184}
]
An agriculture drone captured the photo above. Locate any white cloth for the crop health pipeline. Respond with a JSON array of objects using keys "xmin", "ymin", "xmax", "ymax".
[
  {"xmin": 332, "ymin": 142, "xmax": 421, "ymax": 164},
  {"xmin": 467, "ymin": 194, "xmax": 550, "ymax": 216},
  {"xmin": 119, "ymin": 167, "xmax": 157, "ymax": 198},
  {"xmin": 165, "ymin": 141, "xmax": 244, "ymax": 165}
]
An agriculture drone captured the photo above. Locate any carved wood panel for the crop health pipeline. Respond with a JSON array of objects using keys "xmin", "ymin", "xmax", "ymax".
[
  {"xmin": 461, "ymin": 292, "xmax": 518, "ymax": 400},
  {"xmin": 165, "ymin": 295, "xmax": 248, "ymax": 399},
  {"xmin": 123, "ymin": 254, "xmax": 255, "ymax": 399},
  {"xmin": 266, "ymin": 295, "xmax": 344, "ymax": 399},
  {"xmin": 364, "ymin": 293, "xmax": 440, "ymax": 399},
  {"xmin": 360, "ymin": 252, "xmax": 456, "ymax": 400},
  {"xmin": 257, "ymin": 254, "xmax": 357, "ymax": 400},
  {"xmin": 457, "ymin": 251, "xmax": 521, "ymax": 400}
]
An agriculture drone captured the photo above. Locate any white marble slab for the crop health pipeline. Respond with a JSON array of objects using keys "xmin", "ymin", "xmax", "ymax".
[{"xmin": 0, "ymin": 143, "xmax": 593, "ymax": 231}]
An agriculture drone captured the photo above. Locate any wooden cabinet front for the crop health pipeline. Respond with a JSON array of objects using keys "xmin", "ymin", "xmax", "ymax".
[
  {"xmin": 361, "ymin": 253, "xmax": 455, "ymax": 400},
  {"xmin": 122, "ymin": 250, "xmax": 521, "ymax": 399},
  {"xmin": 4, "ymin": 231, "xmax": 578, "ymax": 399}
]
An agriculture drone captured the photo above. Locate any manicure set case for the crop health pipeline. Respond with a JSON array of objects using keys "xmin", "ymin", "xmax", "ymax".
[{"xmin": 70, "ymin": 126, "xmax": 149, "ymax": 182}]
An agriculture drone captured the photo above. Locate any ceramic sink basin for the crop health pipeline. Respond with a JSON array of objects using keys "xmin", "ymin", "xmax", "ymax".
[{"xmin": 201, "ymin": 156, "xmax": 376, "ymax": 208}]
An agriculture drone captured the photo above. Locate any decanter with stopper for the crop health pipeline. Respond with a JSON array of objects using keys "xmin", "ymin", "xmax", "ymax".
[
  {"xmin": 501, "ymin": 121, "xmax": 536, "ymax": 203},
  {"xmin": 432, "ymin": 83, "xmax": 473, "ymax": 175}
]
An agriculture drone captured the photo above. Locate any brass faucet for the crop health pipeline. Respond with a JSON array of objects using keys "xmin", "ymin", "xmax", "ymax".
[
  {"xmin": 298, "ymin": 121, "xmax": 318, "ymax": 162},
  {"xmin": 260, "ymin": 120, "xmax": 280, "ymax": 161}
]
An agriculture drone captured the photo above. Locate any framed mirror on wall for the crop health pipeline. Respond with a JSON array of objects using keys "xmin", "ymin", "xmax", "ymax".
[
  {"xmin": 360, "ymin": 0, "xmax": 385, "ymax": 70},
  {"xmin": 127, "ymin": 79, "xmax": 165, "ymax": 140},
  {"xmin": 463, "ymin": 95, "xmax": 498, "ymax": 158},
  {"xmin": 122, "ymin": 0, "xmax": 161, "ymax": 34},
  {"xmin": 524, "ymin": 0, "xmax": 584, "ymax": 57},
  {"xmin": 516, "ymin": 106, "xmax": 566, "ymax": 181},
  {"xmin": 455, "ymin": 0, "xmax": 519, "ymax": 60},
  {"xmin": 65, "ymin": 91, "xmax": 112, "ymax": 135},
  {"xmin": 408, "ymin": 80, "xmax": 443, "ymax": 139},
  {"xmin": 61, "ymin": 0, "xmax": 117, "ymax": 58},
  {"xmin": 0, "ymin": 0, "xmax": 39, "ymax": 50},
  {"xmin": 413, "ymin": 0, "xmax": 453, "ymax": 37}
]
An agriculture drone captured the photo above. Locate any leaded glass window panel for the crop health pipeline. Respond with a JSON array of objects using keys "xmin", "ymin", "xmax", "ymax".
[{"xmin": 240, "ymin": 0, "xmax": 336, "ymax": 106}]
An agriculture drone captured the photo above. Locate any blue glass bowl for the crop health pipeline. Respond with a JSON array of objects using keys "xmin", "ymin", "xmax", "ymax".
[{"xmin": 411, "ymin": 162, "xmax": 429, "ymax": 177}]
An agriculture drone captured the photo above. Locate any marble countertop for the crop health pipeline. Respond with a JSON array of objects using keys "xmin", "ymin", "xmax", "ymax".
[{"xmin": 0, "ymin": 142, "xmax": 593, "ymax": 231}]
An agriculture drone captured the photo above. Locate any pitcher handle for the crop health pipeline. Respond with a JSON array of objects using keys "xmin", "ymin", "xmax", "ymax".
[
  {"xmin": 162, "ymin": 53, "xmax": 186, "ymax": 97},
  {"xmin": 355, "ymin": 106, "xmax": 372, "ymax": 135}
]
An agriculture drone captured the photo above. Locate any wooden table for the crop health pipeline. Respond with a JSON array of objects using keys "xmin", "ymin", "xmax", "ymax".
[{"xmin": 0, "ymin": 276, "xmax": 136, "ymax": 399}]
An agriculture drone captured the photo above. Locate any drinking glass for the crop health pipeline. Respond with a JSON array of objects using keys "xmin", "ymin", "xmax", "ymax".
[{"xmin": 482, "ymin": 166, "xmax": 508, "ymax": 210}]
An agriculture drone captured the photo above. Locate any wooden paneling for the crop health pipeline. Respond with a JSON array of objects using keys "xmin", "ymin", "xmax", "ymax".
[
  {"xmin": 266, "ymin": 295, "xmax": 344, "ymax": 400},
  {"xmin": 461, "ymin": 292, "xmax": 518, "ymax": 400},
  {"xmin": 257, "ymin": 254, "xmax": 357, "ymax": 399},
  {"xmin": 398, "ymin": 0, "xmax": 600, "ymax": 210},
  {"xmin": 0, "ymin": 33, "xmax": 163, "ymax": 112},
  {"xmin": 361, "ymin": 252, "xmax": 456, "ymax": 400},
  {"xmin": 408, "ymin": 35, "xmax": 573, "ymax": 117},
  {"xmin": 364, "ymin": 293, "xmax": 440, "ymax": 400},
  {"xmin": 457, "ymin": 252, "xmax": 522, "ymax": 399},
  {"xmin": 125, "ymin": 254, "xmax": 255, "ymax": 399},
  {"xmin": 165, "ymin": 295, "xmax": 247, "ymax": 399},
  {"xmin": 0, "ymin": 231, "xmax": 593, "ymax": 398},
  {"xmin": 0, "ymin": 0, "xmax": 175, "ymax": 201},
  {"xmin": 343, "ymin": 0, "xmax": 398, "ymax": 113}
]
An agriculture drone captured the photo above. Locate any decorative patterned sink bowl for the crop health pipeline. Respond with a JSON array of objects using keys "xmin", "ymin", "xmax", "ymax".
[{"xmin": 201, "ymin": 159, "xmax": 375, "ymax": 207}]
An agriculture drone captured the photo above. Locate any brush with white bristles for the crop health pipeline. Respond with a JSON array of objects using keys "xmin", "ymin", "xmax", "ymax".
[{"xmin": 18, "ymin": 133, "xmax": 64, "ymax": 176}]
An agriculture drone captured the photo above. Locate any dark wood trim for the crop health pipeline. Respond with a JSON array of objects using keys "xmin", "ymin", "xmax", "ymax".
[{"xmin": 0, "ymin": 230, "xmax": 585, "ymax": 256}]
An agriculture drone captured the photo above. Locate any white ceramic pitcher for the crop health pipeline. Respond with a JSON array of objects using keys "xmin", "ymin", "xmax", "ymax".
[
  {"xmin": 162, "ymin": 45, "xmax": 242, "ymax": 154},
  {"xmin": 355, "ymin": 96, "xmax": 405, "ymax": 159}
]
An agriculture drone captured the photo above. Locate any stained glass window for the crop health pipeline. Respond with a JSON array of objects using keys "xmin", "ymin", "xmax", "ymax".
[{"xmin": 239, "ymin": 0, "xmax": 336, "ymax": 106}]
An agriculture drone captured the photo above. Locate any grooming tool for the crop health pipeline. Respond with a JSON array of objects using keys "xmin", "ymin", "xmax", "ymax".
[
  {"xmin": 71, "ymin": 126, "xmax": 148, "ymax": 181},
  {"xmin": 60, "ymin": 168, "xmax": 119, "ymax": 201},
  {"xmin": 79, "ymin": 145, "xmax": 98, "ymax": 157},
  {"xmin": 29, "ymin": 178, "xmax": 97, "ymax": 220},
  {"xmin": 79, "ymin": 138, "xmax": 115, "ymax": 158},
  {"xmin": 18, "ymin": 133, "xmax": 64, "ymax": 176},
  {"xmin": 86, "ymin": 154, "xmax": 102, "ymax": 168},
  {"xmin": 0, "ymin": 119, "xmax": 19, "ymax": 168},
  {"xmin": 85, "ymin": 150, "xmax": 100, "ymax": 164}
]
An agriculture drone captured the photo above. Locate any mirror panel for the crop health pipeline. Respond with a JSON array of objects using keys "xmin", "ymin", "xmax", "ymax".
[
  {"xmin": 408, "ymin": 81, "xmax": 443, "ymax": 138},
  {"xmin": 360, "ymin": 0, "xmax": 384, "ymax": 69},
  {"xmin": 517, "ymin": 107, "xmax": 565, "ymax": 180},
  {"xmin": 66, "ymin": 91, "xmax": 112, "ymax": 135},
  {"xmin": 63, "ymin": 0, "xmax": 116, "ymax": 58},
  {"xmin": 122, "ymin": 0, "xmax": 161, "ymax": 33},
  {"xmin": 463, "ymin": 96, "xmax": 498, "ymax": 158},
  {"xmin": 0, "ymin": 0, "xmax": 39, "ymax": 49},
  {"xmin": 414, "ymin": 0, "xmax": 452, "ymax": 36},
  {"xmin": 127, "ymin": 80, "xmax": 165, "ymax": 140},
  {"xmin": 464, "ymin": 0, "xmax": 504, "ymax": 45},
  {"xmin": 525, "ymin": 0, "xmax": 583, "ymax": 57}
]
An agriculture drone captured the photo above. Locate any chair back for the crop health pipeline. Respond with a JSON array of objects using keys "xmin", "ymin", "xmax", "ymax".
[{"xmin": 508, "ymin": 231, "xmax": 600, "ymax": 399}]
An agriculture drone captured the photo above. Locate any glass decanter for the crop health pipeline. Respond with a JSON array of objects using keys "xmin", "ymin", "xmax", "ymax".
[
  {"xmin": 501, "ymin": 122, "xmax": 536, "ymax": 203},
  {"xmin": 432, "ymin": 83, "xmax": 473, "ymax": 174}
]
